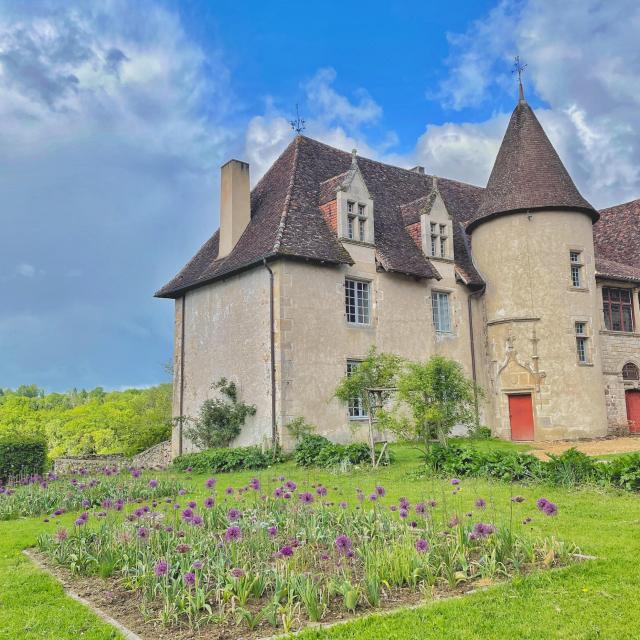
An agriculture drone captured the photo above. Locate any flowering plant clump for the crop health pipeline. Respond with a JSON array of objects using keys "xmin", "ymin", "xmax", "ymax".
[
  {"xmin": 0, "ymin": 468, "xmax": 182, "ymax": 520},
  {"xmin": 37, "ymin": 474, "xmax": 576, "ymax": 634}
]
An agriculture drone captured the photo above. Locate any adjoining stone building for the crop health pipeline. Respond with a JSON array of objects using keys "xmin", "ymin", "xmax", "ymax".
[{"xmin": 156, "ymin": 90, "xmax": 640, "ymax": 457}]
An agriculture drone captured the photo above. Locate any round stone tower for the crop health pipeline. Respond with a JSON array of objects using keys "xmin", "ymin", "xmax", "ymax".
[{"xmin": 468, "ymin": 88, "xmax": 607, "ymax": 441}]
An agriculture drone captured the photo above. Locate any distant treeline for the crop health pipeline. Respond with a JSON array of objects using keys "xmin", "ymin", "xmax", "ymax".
[{"xmin": 0, "ymin": 384, "xmax": 172, "ymax": 458}]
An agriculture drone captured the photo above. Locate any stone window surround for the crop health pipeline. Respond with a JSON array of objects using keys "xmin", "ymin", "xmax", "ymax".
[
  {"xmin": 567, "ymin": 245, "xmax": 588, "ymax": 291},
  {"xmin": 602, "ymin": 285, "xmax": 636, "ymax": 333},
  {"xmin": 336, "ymin": 185, "xmax": 374, "ymax": 245},
  {"xmin": 344, "ymin": 276, "xmax": 372, "ymax": 327},
  {"xmin": 431, "ymin": 288, "xmax": 453, "ymax": 334},
  {"xmin": 597, "ymin": 281, "xmax": 640, "ymax": 335},
  {"xmin": 572, "ymin": 316, "xmax": 593, "ymax": 366}
]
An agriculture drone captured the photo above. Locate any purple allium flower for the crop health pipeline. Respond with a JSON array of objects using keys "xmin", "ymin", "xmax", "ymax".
[
  {"xmin": 428, "ymin": 499, "xmax": 437, "ymax": 508},
  {"xmin": 399, "ymin": 508, "xmax": 408, "ymax": 519},
  {"xmin": 178, "ymin": 488, "xmax": 186, "ymax": 496},
  {"xmin": 448, "ymin": 515, "xmax": 459, "ymax": 527},
  {"xmin": 185, "ymin": 466, "xmax": 192, "ymax": 473},
  {"xmin": 205, "ymin": 477, "xmax": 216, "ymax": 489},
  {"xmin": 316, "ymin": 485, "xmax": 327, "ymax": 497},
  {"xmin": 225, "ymin": 525, "xmax": 242, "ymax": 542},
  {"xmin": 101, "ymin": 498, "xmax": 113, "ymax": 509},
  {"xmin": 192, "ymin": 560, "xmax": 203, "ymax": 570},
  {"xmin": 390, "ymin": 505, "xmax": 398, "ymax": 512},
  {"xmin": 375, "ymin": 485, "xmax": 386, "ymax": 497},
  {"xmin": 249, "ymin": 477, "xmax": 261, "ymax": 491},
  {"xmin": 475, "ymin": 498, "xmax": 486, "ymax": 509},
  {"xmin": 536, "ymin": 497, "xmax": 549, "ymax": 510},
  {"xmin": 274, "ymin": 486, "xmax": 284, "ymax": 498},
  {"xmin": 148, "ymin": 479, "xmax": 158, "ymax": 489},
  {"xmin": 339, "ymin": 501, "xmax": 348, "ymax": 509},
  {"xmin": 176, "ymin": 543, "xmax": 191, "ymax": 554},
  {"xmin": 227, "ymin": 508, "xmax": 242, "ymax": 521},
  {"xmin": 74, "ymin": 517, "xmax": 86, "ymax": 527},
  {"xmin": 183, "ymin": 572, "xmax": 196, "ymax": 586},
  {"xmin": 267, "ymin": 526, "xmax": 278, "ymax": 538},
  {"xmin": 137, "ymin": 527, "xmax": 149, "ymax": 539},
  {"xmin": 96, "ymin": 511, "xmax": 107, "ymax": 518},
  {"xmin": 131, "ymin": 468, "xmax": 141, "ymax": 478},
  {"xmin": 79, "ymin": 511, "xmax": 89, "ymax": 522},
  {"xmin": 320, "ymin": 552, "xmax": 330, "ymax": 561},
  {"xmin": 415, "ymin": 502, "xmax": 426, "ymax": 515},
  {"xmin": 154, "ymin": 560, "xmax": 168, "ymax": 577},
  {"xmin": 299, "ymin": 492, "xmax": 314, "ymax": 504},
  {"xmin": 450, "ymin": 478, "xmax": 460, "ymax": 486},
  {"xmin": 335, "ymin": 534, "xmax": 352, "ymax": 554},
  {"xmin": 173, "ymin": 503, "xmax": 181, "ymax": 510},
  {"xmin": 230, "ymin": 567, "xmax": 245, "ymax": 578},
  {"xmin": 142, "ymin": 505, "xmax": 150, "ymax": 513},
  {"xmin": 369, "ymin": 493, "xmax": 378, "ymax": 501},
  {"xmin": 187, "ymin": 500, "xmax": 197, "ymax": 509},
  {"xmin": 542, "ymin": 501, "xmax": 558, "ymax": 516},
  {"xmin": 225, "ymin": 486, "xmax": 234, "ymax": 495},
  {"xmin": 191, "ymin": 515, "xmax": 204, "ymax": 526},
  {"xmin": 410, "ymin": 520, "xmax": 418, "ymax": 528},
  {"xmin": 283, "ymin": 492, "xmax": 292, "ymax": 500},
  {"xmin": 285, "ymin": 480, "xmax": 297, "ymax": 491},
  {"xmin": 512, "ymin": 495, "xmax": 525, "ymax": 503},
  {"xmin": 204, "ymin": 496, "xmax": 215, "ymax": 508},
  {"xmin": 416, "ymin": 538, "xmax": 429, "ymax": 553},
  {"xmin": 471, "ymin": 522, "xmax": 496, "ymax": 538},
  {"xmin": 278, "ymin": 475, "xmax": 285, "ymax": 482},
  {"xmin": 181, "ymin": 508, "xmax": 193, "ymax": 521},
  {"xmin": 399, "ymin": 497, "xmax": 410, "ymax": 509},
  {"xmin": 82, "ymin": 499, "xmax": 91, "ymax": 508},
  {"xmin": 279, "ymin": 545, "xmax": 294, "ymax": 557}
]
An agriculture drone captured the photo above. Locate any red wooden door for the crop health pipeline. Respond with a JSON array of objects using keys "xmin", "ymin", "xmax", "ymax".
[
  {"xmin": 626, "ymin": 390, "xmax": 640, "ymax": 433},
  {"xmin": 509, "ymin": 394, "xmax": 535, "ymax": 441}
]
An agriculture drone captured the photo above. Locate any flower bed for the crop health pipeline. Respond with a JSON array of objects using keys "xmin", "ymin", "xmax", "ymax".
[
  {"xmin": 0, "ymin": 468, "xmax": 182, "ymax": 520},
  {"xmin": 36, "ymin": 474, "xmax": 576, "ymax": 637}
]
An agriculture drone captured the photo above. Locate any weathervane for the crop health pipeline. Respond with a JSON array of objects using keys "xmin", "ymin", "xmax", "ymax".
[
  {"xmin": 512, "ymin": 55, "xmax": 527, "ymax": 101},
  {"xmin": 289, "ymin": 104, "xmax": 306, "ymax": 134}
]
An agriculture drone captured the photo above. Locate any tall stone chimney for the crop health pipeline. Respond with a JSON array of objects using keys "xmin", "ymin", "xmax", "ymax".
[{"xmin": 218, "ymin": 159, "xmax": 250, "ymax": 259}]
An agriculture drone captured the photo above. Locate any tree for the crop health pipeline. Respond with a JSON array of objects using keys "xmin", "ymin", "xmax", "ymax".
[
  {"xmin": 184, "ymin": 378, "xmax": 256, "ymax": 450},
  {"xmin": 335, "ymin": 347, "xmax": 403, "ymax": 464},
  {"xmin": 392, "ymin": 355, "xmax": 480, "ymax": 448}
]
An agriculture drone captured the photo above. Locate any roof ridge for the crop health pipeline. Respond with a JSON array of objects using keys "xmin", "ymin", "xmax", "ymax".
[
  {"xmin": 599, "ymin": 197, "xmax": 640, "ymax": 213},
  {"xmin": 272, "ymin": 135, "xmax": 301, "ymax": 254}
]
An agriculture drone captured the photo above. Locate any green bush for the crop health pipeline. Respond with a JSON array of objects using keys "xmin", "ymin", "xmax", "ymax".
[
  {"xmin": 173, "ymin": 445, "xmax": 281, "ymax": 473},
  {"xmin": 0, "ymin": 436, "xmax": 47, "ymax": 481},
  {"xmin": 294, "ymin": 434, "xmax": 387, "ymax": 468},
  {"xmin": 423, "ymin": 444, "xmax": 640, "ymax": 492}
]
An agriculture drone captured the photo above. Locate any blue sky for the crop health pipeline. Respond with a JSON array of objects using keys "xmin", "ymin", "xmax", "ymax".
[{"xmin": 1, "ymin": 0, "xmax": 639, "ymax": 392}]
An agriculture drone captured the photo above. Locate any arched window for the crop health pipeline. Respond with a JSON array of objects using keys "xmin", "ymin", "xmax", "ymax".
[{"xmin": 622, "ymin": 362, "xmax": 640, "ymax": 381}]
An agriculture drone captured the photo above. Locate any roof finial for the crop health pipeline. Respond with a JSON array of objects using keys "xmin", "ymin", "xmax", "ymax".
[
  {"xmin": 289, "ymin": 104, "xmax": 306, "ymax": 134},
  {"xmin": 512, "ymin": 55, "xmax": 527, "ymax": 102}
]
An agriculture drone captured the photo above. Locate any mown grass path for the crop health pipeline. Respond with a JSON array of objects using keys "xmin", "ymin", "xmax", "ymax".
[{"xmin": 1, "ymin": 445, "xmax": 639, "ymax": 639}]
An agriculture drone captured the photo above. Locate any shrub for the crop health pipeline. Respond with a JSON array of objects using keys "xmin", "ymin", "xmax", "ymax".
[
  {"xmin": 294, "ymin": 434, "xmax": 386, "ymax": 468},
  {"xmin": 286, "ymin": 417, "xmax": 316, "ymax": 442},
  {"xmin": 606, "ymin": 453, "xmax": 640, "ymax": 491},
  {"xmin": 545, "ymin": 448, "xmax": 598, "ymax": 486},
  {"xmin": 173, "ymin": 445, "xmax": 280, "ymax": 473},
  {"xmin": 183, "ymin": 378, "xmax": 256, "ymax": 449},
  {"xmin": 470, "ymin": 426, "xmax": 492, "ymax": 440},
  {"xmin": 0, "ymin": 436, "xmax": 47, "ymax": 482}
]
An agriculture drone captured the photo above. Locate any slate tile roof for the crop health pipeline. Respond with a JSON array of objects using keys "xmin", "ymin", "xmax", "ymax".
[
  {"xmin": 156, "ymin": 136, "xmax": 484, "ymax": 297},
  {"xmin": 468, "ymin": 99, "xmax": 598, "ymax": 232},
  {"xmin": 594, "ymin": 198, "xmax": 640, "ymax": 283},
  {"xmin": 156, "ymin": 125, "xmax": 637, "ymax": 298}
]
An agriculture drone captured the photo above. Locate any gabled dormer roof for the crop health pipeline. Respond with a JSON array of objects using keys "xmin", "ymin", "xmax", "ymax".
[{"xmin": 467, "ymin": 97, "xmax": 598, "ymax": 232}]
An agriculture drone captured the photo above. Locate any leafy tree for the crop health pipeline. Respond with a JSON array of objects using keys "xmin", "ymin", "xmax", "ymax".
[
  {"xmin": 335, "ymin": 347, "xmax": 403, "ymax": 463},
  {"xmin": 184, "ymin": 378, "xmax": 256, "ymax": 449},
  {"xmin": 391, "ymin": 355, "xmax": 480, "ymax": 448}
]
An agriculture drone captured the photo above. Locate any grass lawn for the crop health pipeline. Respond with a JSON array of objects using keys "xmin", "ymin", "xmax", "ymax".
[{"xmin": 2, "ymin": 444, "xmax": 640, "ymax": 639}]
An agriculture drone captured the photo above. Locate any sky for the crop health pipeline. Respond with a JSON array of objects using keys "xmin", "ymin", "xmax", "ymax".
[{"xmin": 1, "ymin": 0, "xmax": 639, "ymax": 392}]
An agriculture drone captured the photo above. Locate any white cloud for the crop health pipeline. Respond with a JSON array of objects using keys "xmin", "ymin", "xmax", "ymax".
[{"xmin": 16, "ymin": 263, "xmax": 36, "ymax": 277}]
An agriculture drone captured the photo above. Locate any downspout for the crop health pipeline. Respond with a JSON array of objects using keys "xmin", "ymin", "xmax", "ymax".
[
  {"xmin": 263, "ymin": 258, "xmax": 277, "ymax": 447},
  {"xmin": 178, "ymin": 295, "xmax": 185, "ymax": 456},
  {"xmin": 467, "ymin": 285, "xmax": 486, "ymax": 428}
]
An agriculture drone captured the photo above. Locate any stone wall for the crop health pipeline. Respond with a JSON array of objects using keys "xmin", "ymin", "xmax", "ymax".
[
  {"xmin": 53, "ymin": 454, "xmax": 126, "ymax": 475},
  {"xmin": 132, "ymin": 440, "xmax": 171, "ymax": 469}
]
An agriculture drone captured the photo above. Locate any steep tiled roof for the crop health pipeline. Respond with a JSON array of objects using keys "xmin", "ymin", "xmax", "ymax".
[
  {"xmin": 467, "ymin": 99, "xmax": 598, "ymax": 232},
  {"xmin": 594, "ymin": 199, "xmax": 640, "ymax": 283},
  {"xmin": 156, "ymin": 136, "xmax": 485, "ymax": 297}
]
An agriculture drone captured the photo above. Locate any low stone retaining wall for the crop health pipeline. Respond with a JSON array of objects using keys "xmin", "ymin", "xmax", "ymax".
[
  {"xmin": 53, "ymin": 454, "xmax": 126, "ymax": 475},
  {"xmin": 131, "ymin": 440, "xmax": 171, "ymax": 469}
]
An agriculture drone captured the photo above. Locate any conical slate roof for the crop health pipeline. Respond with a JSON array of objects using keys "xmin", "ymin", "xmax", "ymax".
[{"xmin": 467, "ymin": 98, "xmax": 598, "ymax": 232}]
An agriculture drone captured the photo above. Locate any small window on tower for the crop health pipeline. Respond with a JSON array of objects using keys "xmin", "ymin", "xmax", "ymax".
[
  {"xmin": 570, "ymin": 251, "xmax": 583, "ymax": 288},
  {"xmin": 575, "ymin": 321, "xmax": 589, "ymax": 364}
]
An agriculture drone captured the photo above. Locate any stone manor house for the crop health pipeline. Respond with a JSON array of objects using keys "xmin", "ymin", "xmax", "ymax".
[{"xmin": 156, "ymin": 90, "xmax": 640, "ymax": 457}]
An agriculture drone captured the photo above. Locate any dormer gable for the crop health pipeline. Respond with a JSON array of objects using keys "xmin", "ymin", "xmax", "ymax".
[
  {"xmin": 401, "ymin": 178, "xmax": 454, "ymax": 261},
  {"xmin": 320, "ymin": 150, "xmax": 375, "ymax": 245}
]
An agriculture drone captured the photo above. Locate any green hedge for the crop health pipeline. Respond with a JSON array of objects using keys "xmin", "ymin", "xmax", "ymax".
[
  {"xmin": 173, "ymin": 445, "xmax": 282, "ymax": 473},
  {"xmin": 0, "ymin": 436, "xmax": 47, "ymax": 482},
  {"xmin": 294, "ymin": 434, "xmax": 388, "ymax": 468},
  {"xmin": 424, "ymin": 443, "xmax": 640, "ymax": 491}
]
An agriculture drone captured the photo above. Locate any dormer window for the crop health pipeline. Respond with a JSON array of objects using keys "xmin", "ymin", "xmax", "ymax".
[
  {"xmin": 429, "ymin": 222, "xmax": 449, "ymax": 258},
  {"xmin": 345, "ymin": 201, "xmax": 369, "ymax": 242}
]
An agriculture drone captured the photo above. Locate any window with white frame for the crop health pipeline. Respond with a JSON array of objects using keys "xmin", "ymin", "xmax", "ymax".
[
  {"xmin": 431, "ymin": 291, "xmax": 452, "ymax": 333},
  {"xmin": 345, "ymin": 279, "xmax": 371, "ymax": 325},
  {"xmin": 575, "ymin": 321, "xmax": 589, "ymax": 363},
  {"xmin": 346, "ymin": 201, "xmax": 368, "ymax": 242},
  {"xmin": 428, "ymin": 221, "xmax": 449, "ymax": 258},
  {"xmin": 346, "ymin": 360, "xmax": 368, "ymax": 418},
  {"xmin": 570, "ymin": 251, "xmax": 584, "ymax": 288}
]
